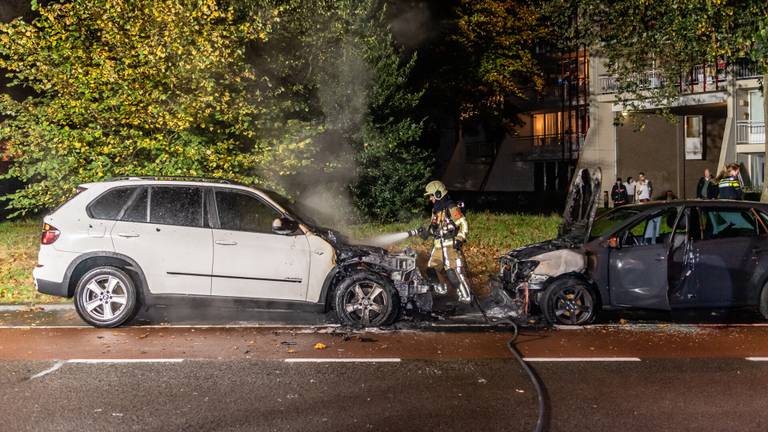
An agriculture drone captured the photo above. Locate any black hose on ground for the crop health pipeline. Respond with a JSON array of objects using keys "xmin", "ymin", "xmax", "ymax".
[{"xmin": 471, "ymin": 294, "xmax": 546, "ymax": 432}]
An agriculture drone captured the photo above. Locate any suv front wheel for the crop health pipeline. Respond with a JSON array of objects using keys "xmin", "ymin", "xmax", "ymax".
[
  {"xmin": 334, "ymin": 272, "xmax": 398, "ymax": 327},
  {"xmin": 74, "ymin": 266, "xmax": 138, "ymax": 328}
]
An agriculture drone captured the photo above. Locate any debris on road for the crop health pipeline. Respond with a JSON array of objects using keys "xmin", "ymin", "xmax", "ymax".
[{"xmin": 314, "ymin": 342, "xmax": 327, "ymax": 350}]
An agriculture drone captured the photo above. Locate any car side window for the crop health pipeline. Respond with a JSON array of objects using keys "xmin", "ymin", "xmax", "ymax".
[
  {"xmin": 88, "ymin": 187, "xmax": 137, "ymax": 220},
  {"xmin": 149, "ymin": 186, "xmax": 203, "ymax": 227},
  {"xmin": 699, "ymin": 208, "xmax": 758, "ymax": 240},
  {"xmin": 621, "ymin": 207, "xmax": 679, "ymax": 247},
  {"xmin": 215, "ymin": 189, "xmax": 280, "ymax": 234},
  {"xmin": 121, "ymin": 187, "xmax": 148, "ymax": 223}
]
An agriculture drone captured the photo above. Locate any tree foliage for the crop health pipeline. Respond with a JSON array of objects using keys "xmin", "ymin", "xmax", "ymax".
[
  {"xmin": 450, "ymin": 0, "xmax": 549, "ymax": 121},
  {"xmin": 0, "ymin": 0, "xmax": 427, "ymax": 220}
]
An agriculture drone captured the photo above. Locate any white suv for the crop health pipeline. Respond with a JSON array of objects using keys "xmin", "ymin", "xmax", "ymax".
[{"xmin": 34, "ymin": 177, "xmax": 435, "ymax": 328}]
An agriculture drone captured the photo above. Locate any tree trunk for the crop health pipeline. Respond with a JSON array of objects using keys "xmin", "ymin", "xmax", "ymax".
[{"xmin": 762, "ymin": 74, "xmax": 768, "ymax": 202}]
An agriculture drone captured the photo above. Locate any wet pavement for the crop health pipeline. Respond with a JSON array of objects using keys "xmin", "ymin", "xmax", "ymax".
[{"xmin": 1, "ymin": 304, "xmax": 768, "ymax": 431}]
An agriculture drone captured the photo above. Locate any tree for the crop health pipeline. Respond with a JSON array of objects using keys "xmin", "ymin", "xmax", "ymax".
[
  {"xmin": 0, "ymin": 0, "xmax": 311, "ymax": 216},
  {"xmin": 559, "ymin": 0, "xmax": 768, "ymax": 199}
]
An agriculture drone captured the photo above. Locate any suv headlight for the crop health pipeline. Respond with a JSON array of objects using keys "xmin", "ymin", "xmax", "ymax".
[{"xmin": 516, "ymin": 260, "xmax": 539, "ymax": 279}]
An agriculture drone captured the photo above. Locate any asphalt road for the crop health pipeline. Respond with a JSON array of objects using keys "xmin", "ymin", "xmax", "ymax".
[{"xmin": 2, "ymin": 307, "xmax": 768, "ymax": 431}]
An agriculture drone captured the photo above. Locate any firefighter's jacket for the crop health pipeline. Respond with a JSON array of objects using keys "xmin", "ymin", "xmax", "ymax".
[{"xmin": 429, "ymin": 198, "xmax": 468, "ymax": 246}]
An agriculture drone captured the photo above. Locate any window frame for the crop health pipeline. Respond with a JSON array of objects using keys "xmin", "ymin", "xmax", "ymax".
[
  {"xmin": 147, "ymin": 185, "xmax": 206, "ymax": 228},
  {"xmin": 210, "ymin": 187, "xmax": 288, "ymax": 234},
  {"xmin": 86, "ymin": 186, "xmax": 141, "ymax": 221},
  {"xmin": 618, "ymin": 207, "xmax": 681, "ymax": 248}
]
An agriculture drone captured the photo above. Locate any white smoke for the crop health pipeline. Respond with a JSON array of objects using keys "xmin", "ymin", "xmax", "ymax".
[{"xmin": 356, "ymin": 231, "xmax": 411, "ymax": 247}]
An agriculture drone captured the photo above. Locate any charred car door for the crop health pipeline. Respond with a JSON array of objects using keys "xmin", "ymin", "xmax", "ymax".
[
  {"xmin": 608, "ymin": 207, "xmax": 680, "ymax": 309},
  {"xmin": 685, "ymin": 206, "xmax": 761, "ymax": 307}
]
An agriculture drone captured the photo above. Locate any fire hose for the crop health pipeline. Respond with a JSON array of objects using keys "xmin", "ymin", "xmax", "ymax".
[{"xmin": 467, "ymin": 265, "xmax": 547, "ymax": 432}]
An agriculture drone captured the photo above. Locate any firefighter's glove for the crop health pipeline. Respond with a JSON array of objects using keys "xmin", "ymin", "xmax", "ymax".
[
  {"xmin": 417, "ymin": 226, "xmax": 429, "ymax": 240},
  {"xmin": 453, "ymin": 239, "xmax": 464, "ymax": 250}
]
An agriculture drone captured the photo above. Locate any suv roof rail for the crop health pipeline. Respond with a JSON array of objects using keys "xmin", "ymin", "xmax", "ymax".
[{"xmin": 105, "ymin": 176, "xmax": 240, "ymax": 185}]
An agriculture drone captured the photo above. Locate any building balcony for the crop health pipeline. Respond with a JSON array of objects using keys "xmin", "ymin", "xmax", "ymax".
[
  {"xmin": 598, "ymin": 59, "xmax": 760, "ymax": 95},
  {"xmin": 507, "ymin": 133, "xmax": 584, "ymax": 160},
  {"xmin": 736, "ymin": 120, "xmax": 765, "ymax": 145}
]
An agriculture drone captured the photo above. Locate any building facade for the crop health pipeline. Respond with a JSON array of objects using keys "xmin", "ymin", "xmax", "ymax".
[{"xmin": 581, "ymin": 58, "xmax": 764, "ymax": 203}]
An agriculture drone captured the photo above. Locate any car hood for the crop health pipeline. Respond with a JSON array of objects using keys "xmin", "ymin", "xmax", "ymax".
[{"xmin": 557, "ymin": 167, "xmax": 602, "ymax": 245}]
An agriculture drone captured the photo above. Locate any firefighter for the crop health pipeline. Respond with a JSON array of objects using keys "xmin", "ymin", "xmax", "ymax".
[
  {"xmin": 717, "ymin": 163, "xmax": 743, "ymax": 200},
  {"xmin": 417, "ymin": 180, "xmax": 472, "ymax": 304}
]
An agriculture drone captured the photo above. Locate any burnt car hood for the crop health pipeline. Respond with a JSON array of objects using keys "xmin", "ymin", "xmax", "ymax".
[{"xmin": 557, "ymin": 167, "xmax": 602, "ymax": 245}]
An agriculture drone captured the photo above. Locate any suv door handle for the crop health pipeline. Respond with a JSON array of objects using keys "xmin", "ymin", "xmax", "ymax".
[
  {"xmin": 215, "ymin": 240, "xmax": 238, "ymax": 246},
  {"xmin": 117, "ymin": 232, "xmax": 140, "ymax": 238}
]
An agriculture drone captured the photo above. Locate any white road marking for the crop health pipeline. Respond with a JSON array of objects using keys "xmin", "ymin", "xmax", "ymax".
[
  {"xmin": 0, "ymin": 324, "xmax": 340, "ymax": 330},
  {"xmin": 67, "ymin": 358, "xmax": 185, "ymax": 364},
  {"xmin": 523, "ymin": 357, "xmax": 642, "ymax": 362},
  {"xmin": 30, "ymin": 361, "xmax": 65, "ymax": 379},
  {"xmin": 284, "ymin": 358, "xmax": 402, "ymax": 363},
  {"xmin": 745, "ymin": 357, "xmax": 768, "ymax": 361}
]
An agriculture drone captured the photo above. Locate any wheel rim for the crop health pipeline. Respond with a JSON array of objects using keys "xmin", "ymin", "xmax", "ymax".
[
  {"xmin": 79, "ymin": 275, "xmax": 129, "ymax": 322},
  {"xmin": 552, "ymin": 285, "xmax": 594, "ymax": 325},
  {"xmin": 342, "ymin": 281, "xmax": 389, "ymax": 326}
]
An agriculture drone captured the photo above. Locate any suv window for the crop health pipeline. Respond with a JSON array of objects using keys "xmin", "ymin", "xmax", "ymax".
[
  {"xmin": 122, "ymin": 187, "xmax": 148, "ymax": 223},
  {"xmin": 88, "ymin": 187, "xmax": 137, "ymax": 220},
  {"xmin": 150, "ymin": 187, "xmax": 203, "ymax": 227},
  {"xmin": 699, "ymin": 208, "xmax": 758, "ymax": 240},
  {"xmin": 215, "ymin": 189, "xmax": 280, "ymax": 233},
  {"xmin": 621, "ymin": 207, "xmax": 679, "ymax": 246}
]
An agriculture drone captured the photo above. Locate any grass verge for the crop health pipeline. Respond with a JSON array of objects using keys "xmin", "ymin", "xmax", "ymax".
[{"xmin": 0, "ymin": 212, "xmax": 561, "ymax": 305}]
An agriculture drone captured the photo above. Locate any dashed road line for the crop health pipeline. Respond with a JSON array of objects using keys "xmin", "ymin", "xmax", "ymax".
[
  {"xmin": 67, "ymin": 358, "xmax": 185, "ymax": 364},
  {"xmin": 29, "ymin": 361, "xmax": 65, "ymax": 379},
  {"xmin": 284, "ymin": 358, "xmax": 402, "ymax": 363},
  {"xmin": 523, "ymin": 357, "xmax": 642, "ymax": 362},
  {"xmin": 745, "ymin": 357, "xmax": 768, "ymax": 361}
]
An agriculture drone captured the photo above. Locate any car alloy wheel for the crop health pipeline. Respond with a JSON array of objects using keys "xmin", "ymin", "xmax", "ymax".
[
  {"xmin": 550, "ymin": 284, "xmax": 594, "ymax": 325},
  {"xmin": 342, "ymin": 281, "xmax": 390, "ymax": 326},
  {"xmin": 79, "ymin": 274, "xmax": 129, "ymax": 321}
]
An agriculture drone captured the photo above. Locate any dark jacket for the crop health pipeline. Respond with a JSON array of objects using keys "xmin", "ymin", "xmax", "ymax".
[
  {"xmin": 717, "ymin": 176, "xmax": 743, "ymax": 200},
  {"xmin": 611, "ymin": 183, "xmax": 628, "ymax": 206},
  {"xmin": 696, "ymin": 177, "xmax": 718, "ymax": 199}
]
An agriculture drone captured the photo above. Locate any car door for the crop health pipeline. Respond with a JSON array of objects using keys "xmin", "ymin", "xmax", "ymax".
[
  {"xmin": 687, "ymin": 206, "xmax": 761, "ymax": 307},
  {"xmin": 111, "ymin": 185, "xmax": 213, "ymax": 296},
  {"xmin": 608, "ymin": 207, "xmax": 679, "ymax": 309},
  {"xmin": 210, "ymin": 187, "xmax": 310, "ymax": 301}
]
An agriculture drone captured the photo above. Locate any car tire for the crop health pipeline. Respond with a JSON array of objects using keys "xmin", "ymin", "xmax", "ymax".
[
  {"xmin": 74, "ymin": 266, "xmax": 138, "ymax": 328},
  {"xmin": 334, "ymin": 271, "xmax": 399, "ymax": 327},
  {"xmin": 541, "ymin": 277, "xmax": 598, "ymax": 326},
  {"xmin": 760, "ymin": 284, "xmax": 768, "ymax": 320}
]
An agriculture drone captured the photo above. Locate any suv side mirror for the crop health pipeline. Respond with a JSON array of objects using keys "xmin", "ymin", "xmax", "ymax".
[{"xmin": 272, "ymin": 217, "xmax": 299, "ymax": 235}]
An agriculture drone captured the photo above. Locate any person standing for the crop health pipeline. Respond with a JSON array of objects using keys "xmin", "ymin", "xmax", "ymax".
[
  {"xmin": 611, "ymin": 177, "xmax": 629, "ymax": 207},
  {"xmin": 717, "ymin": 163, "xmax": 743, "ymax": 200},
  {"xmin": 624, "ymin": 176, "xmax": 636, "ymax": 204},
  {"xmin": 696, "ymin": 168, "xmax": 717, "ymax": 199},
  {"xmin": 418, "ymin": 180, "xmax": 472, "ymax": 304},
  {"xmin": 637, "ymin": 172, "xmax": 653, "ymax": 202}
]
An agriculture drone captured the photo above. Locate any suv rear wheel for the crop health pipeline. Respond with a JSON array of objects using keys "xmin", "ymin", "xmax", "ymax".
[
  {"xmin": 334, "ymin": 272, "xmax": 398, "ymax": 327},
  {"xmin": 74, "ymin": 266, "xmax": 138, "ymax": 328}
]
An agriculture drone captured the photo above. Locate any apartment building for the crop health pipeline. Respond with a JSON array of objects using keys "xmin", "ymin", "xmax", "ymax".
[
  {"xmin": 438, "ymin": 48, "xmax": 590, "ymax": 207},
  {"xmin": 580, "ymin": 58, "xmax": 765, "ymax": 202}
]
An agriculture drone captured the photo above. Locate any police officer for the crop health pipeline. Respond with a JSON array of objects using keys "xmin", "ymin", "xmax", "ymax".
[
  {"xmin": 718, "ymin": 163, "xmax": 743, "ymax": 200},
  {"xmin": 418, "ymin": 180, "xmax": 472, "ymax": 304}
]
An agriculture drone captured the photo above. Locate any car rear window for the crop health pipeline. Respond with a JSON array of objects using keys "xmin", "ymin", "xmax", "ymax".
[
  {"xmin": 150, "ymin": 187, "xmax": 203, "ymax": 227},
  {"xmin": 88, "ymin": 187, "xmax": 137, "ymax": 220}
]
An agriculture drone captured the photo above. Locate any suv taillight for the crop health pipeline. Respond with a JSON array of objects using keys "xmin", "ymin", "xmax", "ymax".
[{"xmin": 41, "ymin": 223, "xmax": 60, "ymax": 245}]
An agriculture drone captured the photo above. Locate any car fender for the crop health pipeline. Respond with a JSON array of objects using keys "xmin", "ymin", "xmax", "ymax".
[{"xmin": 62, "ymin": 251, "xmax": 150, "ymax": 299}]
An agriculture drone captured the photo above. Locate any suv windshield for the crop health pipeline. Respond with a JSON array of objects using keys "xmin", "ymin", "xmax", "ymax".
[
  {"xmin": 262, "ymin": 190, "xmax": 320, "ymax": 228},
  {"xmin": 589, "ymin": 207, "xmax": 643, "ymax": 240}
]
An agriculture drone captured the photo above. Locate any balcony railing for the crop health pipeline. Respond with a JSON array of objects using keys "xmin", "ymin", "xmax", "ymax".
[
  {"xmin": 506, "ymin": 133, "xmax": 585, "ymax": 160},
  {"xmin": 736, "ymin": 120, "xmax": 765, "ymax": 145},
  {"xmin": 598, "ymin": 59, "xmax": 761, "ymax": 94}
]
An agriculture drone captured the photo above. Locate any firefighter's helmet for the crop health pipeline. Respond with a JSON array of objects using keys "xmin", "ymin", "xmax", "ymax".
[{"xmin": 424, "ymin": 180, "xmax": 448, "ymax": 199}]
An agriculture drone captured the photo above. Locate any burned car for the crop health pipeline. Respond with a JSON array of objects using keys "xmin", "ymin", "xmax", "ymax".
[
  {"xmin": 494, "ymin": 168, "xmax": 768, "ymax": 325},
  {"xmin": 34, "ymin": 177, "xmax": 437, "ymax": 328}
]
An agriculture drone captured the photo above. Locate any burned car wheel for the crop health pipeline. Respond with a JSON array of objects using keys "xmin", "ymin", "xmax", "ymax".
[
  {"xmin": 334, "ymin": 272, "xmax": 398, "ymax": 327},
  {"xmin": 541, "ymin": 277, "xmax": 598, "ymax": 326}
]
